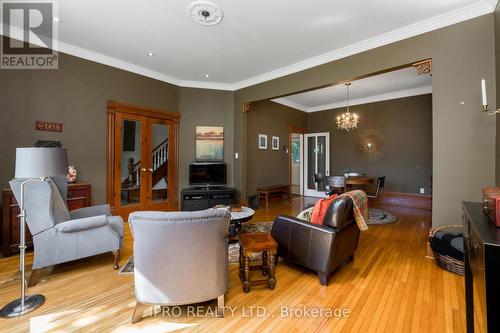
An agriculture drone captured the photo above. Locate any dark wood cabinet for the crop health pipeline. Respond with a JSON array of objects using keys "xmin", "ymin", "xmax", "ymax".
[
  {"xmin": 463, "ymin": 201, "xmax": 500, "ymax": 333},
  {"xmin": 1, "ymin": 182, "xmax": 92, "ymax": 257},
  {"xmin": 181, "ymin": 187, "xmax": 236, "ymax": 211}
]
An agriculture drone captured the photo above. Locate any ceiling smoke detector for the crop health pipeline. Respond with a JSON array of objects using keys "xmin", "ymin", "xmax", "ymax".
[{"xmin": 188, "ymin": 1, "xmax": 223, "ymax": 26}]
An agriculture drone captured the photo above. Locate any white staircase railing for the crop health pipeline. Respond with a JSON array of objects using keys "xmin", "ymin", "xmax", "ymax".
[{"xmin": 153, "ymin": 140, "xmax": 168, "ymax": 172}]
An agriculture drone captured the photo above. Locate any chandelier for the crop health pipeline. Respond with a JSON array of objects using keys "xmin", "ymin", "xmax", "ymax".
[{"xmin": 336, "ymin": 83, "xmax": 359, "ymax": 131}]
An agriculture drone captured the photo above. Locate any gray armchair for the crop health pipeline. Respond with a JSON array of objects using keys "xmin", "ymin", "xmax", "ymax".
[
  {"xmin": 129, "ymin": 208, "xmax": 230, "ymax": 323},
  {"xmin": 9, "ymin": 176, "xmax": 124, "ymax": 286}
]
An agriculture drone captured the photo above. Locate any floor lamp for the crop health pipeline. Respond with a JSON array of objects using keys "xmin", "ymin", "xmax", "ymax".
[{"xmin": 0, "ymin": 148, "xmax": 68, "ymax": 318}]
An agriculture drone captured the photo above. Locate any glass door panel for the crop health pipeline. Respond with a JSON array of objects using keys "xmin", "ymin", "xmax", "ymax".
[
  {"xmin": 150, "ymin": 122, "xmax": 169, "ymax": 204},
  {"xmin": 317, "ymin": 136, "xmax": 326, "ymax": 179},
  {"xmin": 307, "ymin": 136, "xmax": 317, "ymax": 190},
  {"xmin": 120, "ymin": 118, "xmax": 142, "ymax": 206},
  {"xmin": 304, "ymin": 132, "xmax": 330, "ymax": 197}
]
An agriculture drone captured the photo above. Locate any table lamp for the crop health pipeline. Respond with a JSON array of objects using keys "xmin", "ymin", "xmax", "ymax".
[{"xmin": 0, "ymin": 148, "xmax": 68, "ymax": 318}]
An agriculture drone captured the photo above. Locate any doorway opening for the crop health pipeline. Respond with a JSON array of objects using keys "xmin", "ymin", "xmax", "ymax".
[
  {"xmin": 289, "ymin": 128, "xmax": 306, "ymax": 196},
  {"xmin": 245, "ymin": 60, "xmax": 433, "ymax": 211}
]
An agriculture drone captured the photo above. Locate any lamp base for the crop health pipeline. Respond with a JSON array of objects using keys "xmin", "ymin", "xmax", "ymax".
[{"xmin": 0, "ymin": 295, "xmax": 45, "ymax": 318}]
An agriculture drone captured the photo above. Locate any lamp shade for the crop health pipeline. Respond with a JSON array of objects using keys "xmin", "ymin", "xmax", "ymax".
[{"xmin": 15, "ymin": 148, "xmax": 68, "ymax": 178}]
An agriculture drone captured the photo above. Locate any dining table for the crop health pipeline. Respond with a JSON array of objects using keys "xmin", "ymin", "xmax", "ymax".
[{"xmin": 345, "ymin": 176, "xmax": 375, "ymax": 190}]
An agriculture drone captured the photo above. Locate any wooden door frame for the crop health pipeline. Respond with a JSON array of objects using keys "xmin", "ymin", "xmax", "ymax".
[
  {"xmin": 106, "ymin": 100, "xmax": 180, "ymax": 214},
  {"xmin": 288, "ymin": 127, "xmax": 307, "ymax": 196}
]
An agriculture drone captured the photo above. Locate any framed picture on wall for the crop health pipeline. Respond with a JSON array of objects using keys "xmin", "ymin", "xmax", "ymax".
[
  {"xmin": 196, "ymin": 126, "xmax": 224, "ymax": 161},
  {"xmin": 258, "ymin": 134, "xmax": 267, "ymax": 149},
  {"xmin": 272, "ymin": 136, "xmax": 279, "ymax": 150}
]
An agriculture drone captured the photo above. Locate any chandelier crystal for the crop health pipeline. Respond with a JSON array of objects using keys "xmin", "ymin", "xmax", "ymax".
[{"xmin": 336, "ymin": 83, "xmax": 359, "ymax": 131}]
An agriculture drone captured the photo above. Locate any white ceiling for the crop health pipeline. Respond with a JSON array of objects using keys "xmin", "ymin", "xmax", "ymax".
[
  {"xmin": 1, "ymin": 0, "xmax": 497, "ymax": 90},
  {"xmin": 272, "ymin": 67, "xmax": 432, "ymax": 112}
]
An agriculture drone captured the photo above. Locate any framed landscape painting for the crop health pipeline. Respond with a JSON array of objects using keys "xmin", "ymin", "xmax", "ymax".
[{"xmin": 196, "ymin": 126, "xmax": 224, "ymax": 161}]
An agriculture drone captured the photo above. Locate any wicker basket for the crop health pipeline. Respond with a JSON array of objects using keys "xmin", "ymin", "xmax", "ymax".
[{"xmin": 429, "ymin": 224, "xmax": 464, "ymax": 276}]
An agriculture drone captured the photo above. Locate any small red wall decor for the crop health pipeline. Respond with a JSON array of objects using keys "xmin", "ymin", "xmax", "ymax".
[{"xmin": 36, "ymin": 121, "xmax": 63, "ymax": 132}]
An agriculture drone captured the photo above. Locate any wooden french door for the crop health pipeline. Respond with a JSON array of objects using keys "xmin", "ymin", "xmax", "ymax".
[{"xmin": 107, "ymin": 101, "xmax": 179, "ymax": 220}]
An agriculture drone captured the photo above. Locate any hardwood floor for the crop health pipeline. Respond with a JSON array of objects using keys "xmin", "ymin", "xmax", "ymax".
[{"xmin": 0, "ymin": 196, "xmax": 465, "ymax": 332}]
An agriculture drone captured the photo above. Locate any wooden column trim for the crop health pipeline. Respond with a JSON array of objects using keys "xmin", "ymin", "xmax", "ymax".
[{"xmin": 243, "ymin": 102, "xmax": 250, "ymax": 113}]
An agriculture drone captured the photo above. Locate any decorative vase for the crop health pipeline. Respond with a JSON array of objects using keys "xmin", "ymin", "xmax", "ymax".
[{"xmin": 67, "ymin": 165, "xmax": 77, "ymax": 183}]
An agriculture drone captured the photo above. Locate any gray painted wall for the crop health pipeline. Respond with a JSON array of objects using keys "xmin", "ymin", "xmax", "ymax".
[
  {"xmin": 178, "ymin": 87, "xmax": 235, "ymax": 190},
  {"xmin": 235, "ymin": 14, "xmax": 497, "ymax": 228},
  {"xmin": 308, "ymin": 94, "xmax": 433, "ymax": 195},
  {"xmin": 246, "ymin": 100, "xmax": 307, "ymax": 196}
]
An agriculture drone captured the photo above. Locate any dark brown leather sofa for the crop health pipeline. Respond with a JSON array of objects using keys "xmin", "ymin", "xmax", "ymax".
[{"xmin": 271, "ymin": 196, "xmax": 360, "ymax": 286}]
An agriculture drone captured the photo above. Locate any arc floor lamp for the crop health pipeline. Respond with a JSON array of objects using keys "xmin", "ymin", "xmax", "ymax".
[{"xmin": 0, "ymin": 147, "xmax": 68, "ymax": 318}]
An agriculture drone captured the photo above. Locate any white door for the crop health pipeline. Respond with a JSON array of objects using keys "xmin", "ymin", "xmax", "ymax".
[
  {"xmin": 290, "ymin": 133, "xmax": 304, "ymax": 196},
  {"xmin": 304, "ymin": 132, "xmax": 330, "ymax": 197}
]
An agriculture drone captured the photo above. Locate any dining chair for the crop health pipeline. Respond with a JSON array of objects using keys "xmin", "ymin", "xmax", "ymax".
[
  {"xmin": 325, "ymin": 176, "xmax": 346, "ymax": 195},
  {"xmin": 313, "ymin": 173, "xmax": 325, "ymax": 191},
  {"xmin": 367, "ymin": 176, "xmax": 386, "ymax": 199}
]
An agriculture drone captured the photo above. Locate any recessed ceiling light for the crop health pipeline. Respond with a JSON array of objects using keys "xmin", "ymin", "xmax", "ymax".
[
  {"xmin": 204, "ymin": 73, "xmax": 210, "ymax": 78},
  {"xmin": 53, "ymin": 17, "xmax": 61, "ymax": 22},
  {"xmin": 147, "ymin": 52, "xmax": 155, "ymax": 56}
]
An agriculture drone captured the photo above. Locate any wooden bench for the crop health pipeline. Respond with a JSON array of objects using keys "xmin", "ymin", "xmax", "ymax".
[{"xmin": 257, "ymin": 185, "xmax": 291, "ymax": 209}]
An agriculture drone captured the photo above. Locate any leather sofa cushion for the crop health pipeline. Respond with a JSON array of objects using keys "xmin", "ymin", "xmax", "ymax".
[{"xmin": 322, "ymin": 196, "xmax": 355, "ymax": 229}]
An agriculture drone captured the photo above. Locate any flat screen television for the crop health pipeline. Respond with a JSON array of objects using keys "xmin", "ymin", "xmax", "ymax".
[{"xmin": 189, "ymin": 162, "xmax": 227, "ymax": 187}]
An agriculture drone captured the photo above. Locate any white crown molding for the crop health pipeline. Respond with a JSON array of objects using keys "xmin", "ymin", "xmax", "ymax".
[
  {"xmin": 232, "ymin": 1, "xmax": 493, "ymax": 90},
  {"xmin": 270, "ymin": 98, "xmax": 309, "ymax": 112},
  {"xmin": 2, "ymin": 23, "xmax": 235, "ymax": 90},
  {"xmin": 176, "ymin": 79, "xmax": 235, "ymax": 91},
  {"xmin": 274, "ymin": 85, "xmax": 433, "ymax": 113},
  {"xmin": 1, "ymin": 1, "xmax": 494, "ymax": 91},
  {"xmin": 2, "ymin": 24, "xmax": 188, "ymax": 86},
  {"xmin": 487, "ymin": 0, "xmax": 498, "ymax": 11}
]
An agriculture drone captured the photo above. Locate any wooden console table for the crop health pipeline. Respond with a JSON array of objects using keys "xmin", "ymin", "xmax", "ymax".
[{"xmin": 1, "ymin": 182, "xmax": 92, "ymax": 257}]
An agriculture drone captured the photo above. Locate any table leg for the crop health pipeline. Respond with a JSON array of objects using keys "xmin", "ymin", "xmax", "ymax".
[
  {"xmin": 243, "ymin": 256, "xmax": 250, "ymax": 293},
  {"xmin": 239, "ymin": 246, "xmax": 244, "ymax": 276},
  {"xmin": 262, "ymin": 251, "xmax": 268, "ymax": 276},
  {"xmin": 268, "ymin": 254, "xmax": 276, "ymax": 290}
]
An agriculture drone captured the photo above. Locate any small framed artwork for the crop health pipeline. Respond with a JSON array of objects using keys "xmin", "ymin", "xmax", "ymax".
[
  {"xmin": 258, "ymin": 134, "xmax": 267, "ymax": 149},
  {"xmin": 272, "ymin": 136, "xmax": 279, "ymax": 150}
]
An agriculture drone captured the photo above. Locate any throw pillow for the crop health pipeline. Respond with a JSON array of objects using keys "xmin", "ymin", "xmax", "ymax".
[
  {"xmin": 310, "ymin": 195, "xmax": 338, "ymax": 225},
  {"xmin": 296, "ymin": 206, "xmax": 314, "ymax": 221}
]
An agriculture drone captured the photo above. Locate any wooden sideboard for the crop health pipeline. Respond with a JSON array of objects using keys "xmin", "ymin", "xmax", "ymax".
[{"xmin": 1, "ymin": 182, "xmax": 92, "ymax": 257}]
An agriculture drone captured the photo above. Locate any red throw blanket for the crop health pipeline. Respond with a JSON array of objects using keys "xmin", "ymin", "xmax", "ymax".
[{"xmin": 310, "ymin": 194, "xmax": 338, "ymax": 225}]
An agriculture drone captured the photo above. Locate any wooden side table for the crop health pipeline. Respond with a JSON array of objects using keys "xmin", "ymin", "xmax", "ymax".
[{"xmin": 239, "ymin": 233, "xmax": 277, "ymax": 293}]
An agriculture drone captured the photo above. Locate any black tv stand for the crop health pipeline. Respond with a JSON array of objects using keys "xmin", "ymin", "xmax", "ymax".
[{"xmin": 181, "ymin": 186, "xmax": 236, "ymax": 211}]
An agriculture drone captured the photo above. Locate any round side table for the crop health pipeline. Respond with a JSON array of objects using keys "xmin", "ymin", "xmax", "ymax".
[{"xmin": 228, "ymin": 206, "xmax": 255, "ymax": 241}]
